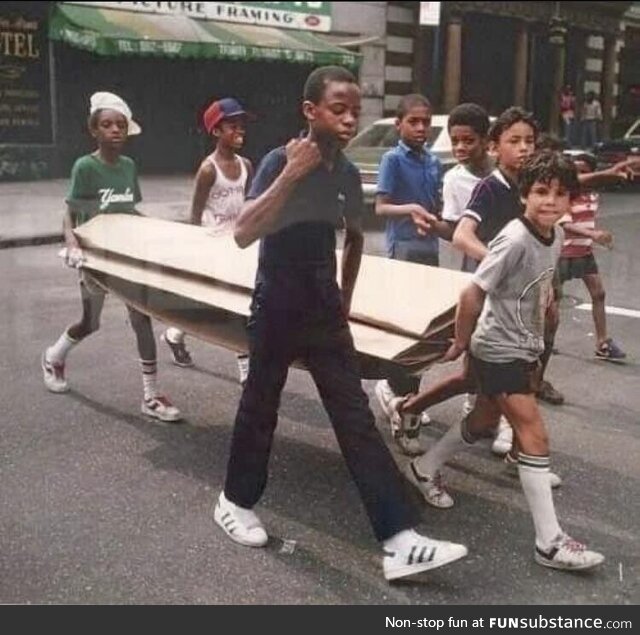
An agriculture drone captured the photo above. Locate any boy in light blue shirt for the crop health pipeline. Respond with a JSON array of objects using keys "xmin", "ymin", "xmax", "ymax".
[
  {"xmin": 374, "ymin": 94, "xmax": 449, "ymax": 455},
  {"xmin": 376, "ymin": 94, "xmax": 443, "ymax": 265}
]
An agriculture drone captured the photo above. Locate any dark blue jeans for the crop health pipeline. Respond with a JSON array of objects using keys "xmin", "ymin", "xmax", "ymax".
[{"xmin": 224, "ymin": 264, "xmax": 419, "ymax": 541}]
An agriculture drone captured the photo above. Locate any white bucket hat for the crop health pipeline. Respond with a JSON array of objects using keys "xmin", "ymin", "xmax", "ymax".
[{"xmin": 90, "ymin": 91, "xmax": 141, "ymax": 136}]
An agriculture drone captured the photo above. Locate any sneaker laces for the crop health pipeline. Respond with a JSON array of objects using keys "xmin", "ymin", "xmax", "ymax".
[
  {"xmin": 148, "ymin": 395, "xmax": 173, "ymax": 407},
  {"xmin": 432, "ymin": 472, "xmax": 447, "ymax": 492},
  {"xmin": 52, "ymin": 362, "xmax": 65, "ymax": 379},
  {"xmin": 46, "ymin": 358, "xmax": 65, "ymax": 379},
  {"xmin": 559, "ymin": 535, "xmax": 586, "ymax": 553}
]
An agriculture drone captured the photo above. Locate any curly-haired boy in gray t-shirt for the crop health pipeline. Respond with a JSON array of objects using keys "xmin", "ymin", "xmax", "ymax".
[{"xmin": 412, "ymin": 151, "xmax": 605, "ymax": 571}]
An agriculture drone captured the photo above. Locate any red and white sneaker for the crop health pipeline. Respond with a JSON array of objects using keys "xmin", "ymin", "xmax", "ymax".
[
  {"xmin": 535, "ymin": 533, "xmax": 604, "ymax": 571},
  {"xmin": 42, "ymin": 353, "xmax": 69, "ymax": 393},
  {"xmin": 142, "ymin": 395, "xmax": 182, "ymax": 423}
]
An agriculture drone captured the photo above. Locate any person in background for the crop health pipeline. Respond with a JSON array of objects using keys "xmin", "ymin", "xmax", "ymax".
[
  {"xmin": 580, "ymin": 91, "xmax": 602, "ymax": 148},
  {"xmin": 559, "ymin": 85, "xmax": 576, "ymax": 147},
  {"xmin": 558, "ymin": 152, "xmax": 627, "ymax": 362}
]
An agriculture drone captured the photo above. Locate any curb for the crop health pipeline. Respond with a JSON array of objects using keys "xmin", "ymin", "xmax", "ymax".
[{"xmin": 0, "ymin": 234, "xmax": 63, "ymax": 250}]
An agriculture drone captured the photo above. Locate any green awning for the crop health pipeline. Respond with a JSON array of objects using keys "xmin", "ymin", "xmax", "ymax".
[{"xmin": 49, "ymin": 3, "xmax": 360, "ymax": 67}]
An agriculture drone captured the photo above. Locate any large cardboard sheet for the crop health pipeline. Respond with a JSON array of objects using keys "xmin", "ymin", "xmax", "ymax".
[{"xmin": 75, "ymin": 214, "xmax": 471, "ymax": 374}]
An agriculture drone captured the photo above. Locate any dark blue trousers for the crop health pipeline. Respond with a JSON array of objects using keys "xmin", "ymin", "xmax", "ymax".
[{"xmin": 224, "ymin": 265, "xmax": 419, "ymax": 541}]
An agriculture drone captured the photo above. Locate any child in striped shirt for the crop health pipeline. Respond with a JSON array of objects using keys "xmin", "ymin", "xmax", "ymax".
[{"xmin": 557, "ymin": 153, "xmax": 626, "ymax": 362}]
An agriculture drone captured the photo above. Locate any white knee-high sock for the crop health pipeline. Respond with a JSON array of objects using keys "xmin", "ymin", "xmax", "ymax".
[
  {"xmin": 518, "ymin": 453, "xmax": 563, "ymax": 550},
  {"xmin": 414, "ymin": 418, "xmax": 475, "ymax": 477},
  {"xmin": 141, "ymin": 359, "xmax": 159, "ymax": 400},
  {"xmin": 47, "ymin": 330, "xmax": 77, "ymax": 363},
  {"xmin": 165, "ymin": 327, "xmax": 185, "ymax": 344}
]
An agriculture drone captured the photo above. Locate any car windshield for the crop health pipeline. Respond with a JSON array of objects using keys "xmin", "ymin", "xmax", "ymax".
[
  {"xmin": 625, "ymin": 119, "xmax": 640, "ymax": 138},
  {"xmin": 349, "ymin": 124, "xmax": 443, "ymax": 149}
]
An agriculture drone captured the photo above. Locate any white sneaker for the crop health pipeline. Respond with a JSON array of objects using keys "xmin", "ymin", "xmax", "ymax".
[
  {"xmin": 491, "ymin": 417, "xmax": 513, "ymax": 456},
  {"xmin": 535, "ymin": 533, "xmax": 605, "ymax": 571},
  {"xmin": 42, "ymin": 353, "xmax": 69, "ymax": 393},
  {"xmin": 389, "ymin": 397, "xmax": 425, "ymax": 456},
  {"xmin": 504, "ymin": 455, "xmax": 562, "ymax": 488},
  {"xmin": 141, "ymin": 395, "xmax": 182, "ymax": 423},
  {"xmin": 548, "ymin": 471, "xmax": 562, "ymax": 489},
  {"xmin": 419, "ymin": 411, "xmax": 431, "ymax": 426},
  {"xmin": 406, "ymin": 461, "xmax": 454, "ymax": 508},
  {"xmin": 237, "ymin": 354, "xmax": 249, "ymax": 386},
  {"xmin": 383, "ymin": 533, "xmax": 468, "ymax": 581},
  {"xmin": 374, "ymin": 379, "xmax": 397, "ymax": 418},
  {"xmin": 214, "ymin": 492, "xmax": 268, "ymax": 548}
]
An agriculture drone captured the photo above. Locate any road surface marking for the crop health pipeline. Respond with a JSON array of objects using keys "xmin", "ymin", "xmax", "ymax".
[{"xmin": 576, "ymin": 303, "xmax": 640, "ymax": 319}]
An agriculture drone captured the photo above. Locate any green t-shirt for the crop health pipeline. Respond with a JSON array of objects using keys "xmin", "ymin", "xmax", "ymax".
[{"xmin": 66, "ymin": 154, "xmax": 142, "ymax": 226}]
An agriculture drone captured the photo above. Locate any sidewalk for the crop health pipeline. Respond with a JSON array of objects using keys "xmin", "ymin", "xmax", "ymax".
[
  {"xmin": 0, "ymin": 174, "xmax": 390, "ymax": 253},
  {"xmin": 0, "ymin": 175, "xmax": 193, "ymax": 249}
]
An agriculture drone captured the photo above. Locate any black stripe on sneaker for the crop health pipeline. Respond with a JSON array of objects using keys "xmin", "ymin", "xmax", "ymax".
[
  {"xmin": 410, "ymin": 461, "xmax": 430, "ymax": 483},
  {"xmin": 408, "ymin": 545, "xmax": 417, "ymax": 565},
  {"xmin": 427, "ymin": 547, "xmax": 436, "ymax": 562},
  {"xmin": 536, "ymin": 545, "xmax": 557, "ymax": 560}
]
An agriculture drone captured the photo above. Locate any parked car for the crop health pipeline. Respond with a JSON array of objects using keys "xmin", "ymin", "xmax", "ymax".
[
  {"xmin": 593, "ymin": 117, "xmax": 640, "ymax": 170},
  {"xmin": 344, "ymin": 114, "xmax": 454, "ymax": 203}
]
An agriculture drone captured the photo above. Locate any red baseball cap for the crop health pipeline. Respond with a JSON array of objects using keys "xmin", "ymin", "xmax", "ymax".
[{"xmin": 203, "ymin": 97, "xmax": 251, "ymax": 134}]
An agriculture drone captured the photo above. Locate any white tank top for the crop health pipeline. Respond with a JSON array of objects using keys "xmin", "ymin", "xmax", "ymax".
[{"xmin": 201, "ymin": 154, "xmax": 248, "ymax": 235}]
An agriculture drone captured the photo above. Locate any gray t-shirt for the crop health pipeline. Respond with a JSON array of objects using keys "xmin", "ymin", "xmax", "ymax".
[{"xmin": 470, "ymin": 217, "xmax": 563, "ymax": 363}]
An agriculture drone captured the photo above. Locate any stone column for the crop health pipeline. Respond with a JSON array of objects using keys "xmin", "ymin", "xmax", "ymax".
[
  {"xmin": 513, "ymin": 23, "xmax": 529, "ymax": 108},
  {"xmin": 548, "ymin": 18, "xmax": 567, "ymax": 136},
  {"xmin": 601, "ymin": 34, "xmax": 617, "ymax": 139},
  {"xmin": 442, "ymin": 15, "xmax": 462, "ymax": 112}
]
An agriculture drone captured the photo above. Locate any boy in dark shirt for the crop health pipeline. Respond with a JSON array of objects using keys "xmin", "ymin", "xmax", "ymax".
[
  {"xmin": 455, "ymin": 108, "xmax": 564, "ymax": 408},
  {"xmin": 213, "ymin": 66, "xmax": 467, "ymax": 582}
]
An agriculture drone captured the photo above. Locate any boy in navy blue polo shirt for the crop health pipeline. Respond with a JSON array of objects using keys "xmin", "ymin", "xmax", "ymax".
[
  {"xmin": 213, "ymin": 66, "xmax": 467, "ymax": 582},
  {"xmin": 455, "ymin": 107, "xmax": 564, "ymax": 407},
  {"xmin": 373, "ymin": 94, "xmax": 449, "ymax": 455}
]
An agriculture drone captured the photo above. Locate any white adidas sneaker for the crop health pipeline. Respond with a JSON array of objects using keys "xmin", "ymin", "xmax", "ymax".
[
  {"xmin": 383, "ymin": 532, "xmax": 468, "ymax": 581},
  {"xmin": 214, "ymin": 492, "xmax": 268, "ymax": 548}
]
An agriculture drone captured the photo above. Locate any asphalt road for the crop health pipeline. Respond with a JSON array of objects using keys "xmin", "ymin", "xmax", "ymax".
[{"xmin": 0, "ymin": 191, "xmax": 638, "ymax": 605}]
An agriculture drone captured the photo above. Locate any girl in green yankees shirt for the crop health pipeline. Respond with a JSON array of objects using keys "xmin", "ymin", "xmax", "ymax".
[{"xmin": 42, "ymin": 92, "xmax": 182, "ymax": 423}]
